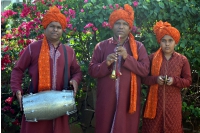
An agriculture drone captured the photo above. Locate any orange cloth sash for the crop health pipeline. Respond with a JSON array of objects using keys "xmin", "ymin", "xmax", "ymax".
[
  {"xmin": 144, "ymin": 48, "xmax": 163, "ymax": 118},
  {"xmin": 38, "ymin": 35, "xmax": 51, "ymax": 92},
  {"xmin": 128, "ymin": 33, "xmax": 138, "ymax": 114}
]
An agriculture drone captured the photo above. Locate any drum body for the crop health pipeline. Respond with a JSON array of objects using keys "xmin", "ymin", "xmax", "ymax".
[{"xmin": 22, "ymin": 90, "xmax": 76, "ymax": 122}]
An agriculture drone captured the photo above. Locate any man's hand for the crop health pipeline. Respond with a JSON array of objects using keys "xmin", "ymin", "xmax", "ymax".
[
  {"xmin": 157, "ymin": 76, "xmax": 165, "ymax": 85},
  {"xmin": 16, "ymin": 90, "xmax": 23, "ymax": 111},
  {"xmin": 166, "ymin": 77, "xmax": 173, "ymax": 85},
  {"xmin": 106, "ymin": 53, "xmax": 117, "ymax": 66},
  {"xmin": 70, "ymin": 80, "xmax": 78, "ymax": 96},
  {"xmin": 116, "ymin": 46, "xmax": 128, "ymax": 60}
]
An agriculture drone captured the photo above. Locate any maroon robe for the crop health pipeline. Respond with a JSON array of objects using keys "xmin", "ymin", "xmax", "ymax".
[
  {"xmin": 10, "ymin": 40, "xmax": 82, "ymax": 133},
  {"xmin": 141, "ymin": 52, "xmax": 192, "ymax": 133},
  {"xmin": 89, "ymin": 37, "xmax": 150, "ymax": 133}
]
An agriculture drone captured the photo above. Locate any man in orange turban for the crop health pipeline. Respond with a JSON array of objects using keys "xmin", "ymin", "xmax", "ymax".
[
  {"xmin": 11, "ymin": 6, "xmax": 82, "ymax": 133},
  {"xmin": 89, "ymin": 4, "xmax": 150, "ymax": 133},
  {"xmin": 142, "ymin": 21, "xmax": 191, "ymax": 133}
]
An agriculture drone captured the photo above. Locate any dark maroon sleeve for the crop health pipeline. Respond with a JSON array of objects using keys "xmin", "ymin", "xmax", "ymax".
[
  {"xmin": 172, "ymin": 57, "xmax": 192, "ymax": 88},
  {"xmin": 88, "ymin": 43, "xmax": 112, "ymax": 78},
  {"xmin": 123, "ymin": 42, "xmax": 150, "ymax": 77},
  {"xmin": 69, "ymin": 49, "xmax": 82, "ymax": 85},
  {"xmin": 10, "ymin": 46, "xmax": 31, "ymax": 94}
]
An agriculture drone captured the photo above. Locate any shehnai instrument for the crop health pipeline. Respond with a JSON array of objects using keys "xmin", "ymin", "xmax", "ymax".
[{"xmin": 110, "ymin": 35, "xmax": 121, "ymax": 79}]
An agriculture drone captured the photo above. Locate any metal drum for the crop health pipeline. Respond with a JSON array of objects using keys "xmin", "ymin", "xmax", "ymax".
[{"xmin": 22, "ymin": 90, "xmax": 77, "ymax": 122}]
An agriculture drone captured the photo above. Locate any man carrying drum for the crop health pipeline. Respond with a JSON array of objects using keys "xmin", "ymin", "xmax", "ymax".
[{"xmin": 10, "ymin": 6, "xmax": 82, "ymax": 133}]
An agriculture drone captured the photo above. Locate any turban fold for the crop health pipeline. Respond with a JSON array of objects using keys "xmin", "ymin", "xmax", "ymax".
[
  {"xmin": 144, "ymin": 21, "xmax": 180, "ymax": 119},
  {"xmin": 109, "ymin": 4, "xmax": 134, "ymax": 28},
  {"xmin": 42, "ymin": 6, "xmax": 67, "ymax": 30},
  {"xmin": 153, "ymin": 21, "xmax": 180, "ymax": 44},
  {"xmin": 38, "ymin": 6, "xmax": 66, "ymax": 92}
]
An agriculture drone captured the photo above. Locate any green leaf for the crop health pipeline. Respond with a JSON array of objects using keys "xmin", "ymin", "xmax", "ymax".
[
  {"xmin": 197, "ymin": 26, "xmax": 200, "ymax": 32},
  {"xmin": 91, "ymin": 0, "xmax": 96, "ymax": 4},
  {"xmin": 183, "ymin": 6, "xmax": 187, "ymax": 12},
  {"xmin": 158, "ymin": 2, "xmax": 164, "ymax": 9},
  {"xmin": 142, "ymin": 5, "xmax": 148, "ymax": 10}
]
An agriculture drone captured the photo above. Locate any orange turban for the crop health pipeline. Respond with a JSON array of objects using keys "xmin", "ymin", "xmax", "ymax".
[
  {"xmin": 153, "ymin": 21, "xmax": 180, "ymax": 44},
  {"xmin": 42, "ymin": 6, "xmax": 67, "ymax": 30},
  {"xmin": 109, "ymin": 4, "xmax": 134, "ymax": 28}
]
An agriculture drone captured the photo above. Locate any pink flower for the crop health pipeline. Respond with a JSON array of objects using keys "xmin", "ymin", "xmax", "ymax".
[
  {"xmin": 84, "ymin": 0, "xmax": 88, "ymax": 3},
  {"xmin": 2, "ymin": 46, "xmax": 9, "ymax": 52},
  {"xmin": 10, "ymin": 109, "xmax": 15, "ymax": 114},
  {"xmin": 66, "ymin": 17, "xmax": 70, "ymax": 23},
  {"xmin": 67, "ymin": 24, "xmax": 73, "ymax": 30},
  {"xmin": 103, "ymin": 6, "xmax": 106, "ymax": 9},
  {"xmin": 35, "ymin": 12, "xmax": 41, "ymax": 18},
  {"xmin": 2, "ymin": 106, "xmax": 12, "ymax": 112},
  {"xmin": 102, "ymin": 21, "xmax": 110, "ymax": 28},
  {"xmin": 1, "ymin": 105, "xmax": 15, "ymax": 114},
  {"xmin": 1, "ymin": 54, "xmax": 11, "ymax": 70},
  {"xmin": 84, "ymin": 23, "xmax": 94, "ymax": 29},
  {"xmin": 109, "ymin": 5, "xmax": 113, "ymax": 9},
  {"xmin": 136, "ymin": 27, "xmax": 141, "ymax": 34},
  {"xmin": 18, "ymin": 39, "xmax": 25, "ymax": 45},
  {"xmin": 12, "ymin": 119, "xmax": 20, "ymax": 125},
  {"xmin": 20, "ymin": 4, "xmax": 31, "ymax": 18},
  {"xmin": 26, "ymin": 39, "xmax": 32, "ymax": 46},
  {"xmin": 64, "ymin": 11, "xmax": 68, "ymax": 15},
  {"xmin": 5, "ymin": 97, "xmax": 13, "ymax": 105},
  {"xmin": 68, "ymin": 9, "xmax": 76, "ymax": 18},
  {"xmin": 92, "ymin": 27, "xmax": 98, "ymax": 31},
  {"xmin": 81, "ymin": 9, "xmax": 84, "ymax": 12},
  {"xmin": 32, "ymin": 6, "xmax": 37, "ymax": 11},
  {"xmin": 132, "ymin": 26, "xmax": 137, "ymax": 33},
  {"xmin": 115, "ymin": 4, "xmax": 119, "ymax": 9},
  {"xmin": 36, "ymin": 34, "xmax": 44, "ymax": 40},
  {"xmin": 1, "ymin": 17, "xmax": 5, "ymax": 24},
  {"xmin": 133, "ymin": 1, "xmax": 138, "ymax": 7},
  {"xmin": 33, "ymin": 18, "xmax": 41, "ymax": 24},
  {"xmin": 57, "ymin": 5, "xmax": 63, "ymax": 10},
  {"xmin": 5, "ymin": 33, "xmax": 12, "ymax": 40},
  {"xmin": 1, "ymin": 10, "xmax": 17, "ymax": 18}
]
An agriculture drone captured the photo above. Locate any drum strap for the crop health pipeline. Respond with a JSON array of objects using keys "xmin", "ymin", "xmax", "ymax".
[
  {"xmin": 29, "ymin": 44, "xmax": 68, "ymax": 93},
  {"xmin": 62, "ymin": 44, "xmax": 68, "ymax": 90}
]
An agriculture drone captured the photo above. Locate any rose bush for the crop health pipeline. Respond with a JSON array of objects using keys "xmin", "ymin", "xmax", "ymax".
[{"xmin": 1, "ymin": 0, "xmax": 200, "ymax": 132}]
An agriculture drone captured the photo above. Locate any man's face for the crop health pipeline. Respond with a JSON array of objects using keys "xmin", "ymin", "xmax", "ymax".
[
  {"xmin": 112, "ymin": 19, "xmax": 131, "ymax": 41},
  {"xmin": 160, "ymin": 35, "xmax": 176, "ymax": 55},
  {"xmin": 44, "ymin": 22, "xmax": 63, "ymax": 42}
]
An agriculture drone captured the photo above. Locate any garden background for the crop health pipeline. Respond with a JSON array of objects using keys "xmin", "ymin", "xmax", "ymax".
[{"xmin": 1, "ymin": 0, "xmax": 200, "ymax": 133}]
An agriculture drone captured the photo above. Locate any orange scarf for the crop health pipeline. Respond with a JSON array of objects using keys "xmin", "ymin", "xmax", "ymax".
[
  {"xmin": 144, "ymin": 48, "xmax": 163, "ymax": 118},
  {"xmin": 128, "ymin": 33, "xmax": 138, "ymax": 114},
  {"xmin": 38, "ymin": 35, "xmax": 51, "ymax": 92}
]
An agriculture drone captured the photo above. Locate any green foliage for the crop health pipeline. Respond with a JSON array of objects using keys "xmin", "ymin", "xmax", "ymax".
[
  {"xmin": 182, "ymin": 102, "xmax": 200, "ymax": 119},
  {"xmin": 1, "ymin": 0, "xmax": 200, "ymax": 132}
]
